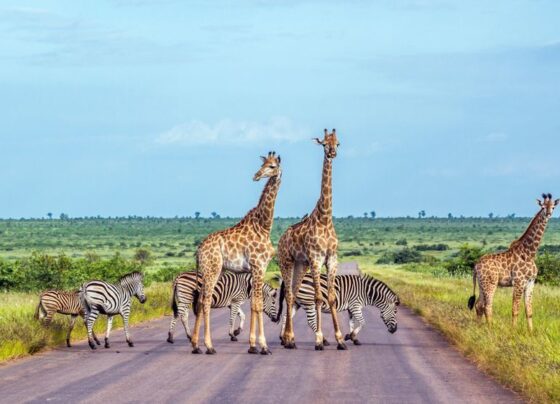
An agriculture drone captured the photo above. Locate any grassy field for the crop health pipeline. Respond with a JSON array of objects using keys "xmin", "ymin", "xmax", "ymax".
[
  {"xmin": 1, "ymin": 217, "xmax": 559, "ymax": 402},
  {"xmin": 361, "ymin": 259, "xmax": 560, "ymax": 404}
]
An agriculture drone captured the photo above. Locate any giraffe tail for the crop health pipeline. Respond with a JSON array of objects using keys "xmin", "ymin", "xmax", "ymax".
[
  {"xmin": 467, "ymin": 268, "xmax": 477, "ymax": 310},
  {"xmin": 274, "ymin": 279, "xmax": 285, "ymax": 323}
]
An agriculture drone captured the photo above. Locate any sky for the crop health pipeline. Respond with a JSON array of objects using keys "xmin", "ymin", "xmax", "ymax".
[{"xmin": 1, "ymin": 0, "xmax": 559, "ymax": 218}]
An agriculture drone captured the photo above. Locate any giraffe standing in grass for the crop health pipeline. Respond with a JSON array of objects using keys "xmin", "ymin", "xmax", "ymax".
[
  {"xmin": 277, "ymin": 129, "xmax": 347, "ymax": 351},
  {"xmin": 468, "ymin": 193, "xmax": 558, "ymax": 330},
  {"xmin": 191, "ymin": 151, "xmax": 281, "ymax": 355}
]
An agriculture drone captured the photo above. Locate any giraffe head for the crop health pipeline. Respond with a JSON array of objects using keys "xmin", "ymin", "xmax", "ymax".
[
  {"xmin": 313, "ymin": 128, "xmax": 339, "ymax": 159},
  {"xmin": 253, "ymin": 151, "xmax": 282, "ymax": 181},
  {"xmin": 537, "ymin": 193, "xmax": 559, "ymax": 218}
]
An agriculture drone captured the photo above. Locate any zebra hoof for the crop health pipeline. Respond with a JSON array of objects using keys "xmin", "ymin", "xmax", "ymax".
[
  {"xmin": 206, "ymin": 348, "xmax": 216, "ymax": 355},
  {"xmin": 128, "ymin": 341, "xmax": 134, "ymax": 348},
  {"xmin": 167, "ymin": 333, "xmax": 174, "ymax": 344},
  {"xmin": 105, "ymin": 342, "xmax": 110, "ymax": 349},
  {"xmin": 323, "ymin": 338, "xmax": 330, "ymax": 346},
  {"xmin": 344, "ymin": 334, "xmax": 351, "ymax": 341},
  {"xmin": 248, "ymin": 346, "xmax": 258, "ymax": 354},
  {"xmin": 89, "ymin": 341, "xmax": 97, "ymax": 350},
  {"xmin": 315, "ymin": 344, "xmax": 324, "ymax": 351},
  {"xmin": 187, "ymin": 335, "xmax": 192, "ymax": 342},
  {"xmin": 260, "ymin": 347, "xmax": 272, "ymax": 355},
  {"xmin": 66, "ymin": 340, "xmax": 71, "ymax": 348},
  {"xmin": 192, "ymin": 347, "xmax": 202, "ymax": 354},
  {"xmin": 353, "ymin": 339, "xmax": 362, "ymax": 346},
  {"xmin": 230, "ymin": 336, "xmax": 238, "ymax": 342},
  {"xmin": 337, "ymin": 342, "xmax": 348, "ymax": 350},
  {"xmin": 94, "ymin": 339, "xmax": 101, "ymax": 346},
  {"xmin": 233, "ymin": 328, "xmax": 241, "ymax": 336}
]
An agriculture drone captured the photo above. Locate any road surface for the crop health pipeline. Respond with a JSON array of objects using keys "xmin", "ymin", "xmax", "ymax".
[{"xmin": 0, "ymin": 305, "xmax": 521, "ymax": 403}]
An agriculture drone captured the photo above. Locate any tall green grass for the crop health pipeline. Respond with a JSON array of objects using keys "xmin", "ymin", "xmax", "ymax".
[
  {"xmin": 360, "ymin": 260, "xmax": 560, "ymax": 403},
  {"xmin": 0, "ymin": 283, "xmax": 171, "ymax": 362}
]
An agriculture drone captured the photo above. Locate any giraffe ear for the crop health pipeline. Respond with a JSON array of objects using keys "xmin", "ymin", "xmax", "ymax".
[
  {"xmin": 555, "ymin": 199, "xmax": 560, "ymax": 206},
  {"xmin": 313, "ymin": 137, "xmax": 324, "ymax": 145},
  {"xmin": 537, "ymin": 199, "xmax": 543, "ymax": 206},
  {"xmin": 277, "ymin": 155, "xmax": 281, "ymax": 164},
  {"xmin": 260, "ymin": 156, "xmax": 267, "ymax": 162}
]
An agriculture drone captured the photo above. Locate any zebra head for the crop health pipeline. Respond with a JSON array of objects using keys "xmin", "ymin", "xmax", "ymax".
[
  {"xmin": 263, "ymin": 283, "xmax": 278, "ymax": 321},
  {"xmin": 120, "ymin": 272, "xmax": 147, "ymax": 304},
  {"xmin": 367, "ymin": 277, "xmax": 399, "ymax": 334}
]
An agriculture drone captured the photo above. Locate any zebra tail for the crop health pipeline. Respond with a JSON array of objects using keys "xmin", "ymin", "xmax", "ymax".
[
  {"xmin": 274, "ymin": 279, "xmax": 285, "ymax": 323},
  {"xmin": 467, "ymin": 267, "xmax": 477, "ymax": 310},
  {"xmin": 171, "ymin": 282, "xmax": 179, "ymax": 318},
  {"xmin": 34, "ymin": 299, "xmax": 43, "ymax": 320}
]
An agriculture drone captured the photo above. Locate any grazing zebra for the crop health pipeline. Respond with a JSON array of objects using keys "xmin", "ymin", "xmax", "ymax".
[
  {"xmin": 277, "ymin": 273, "xmax": 399, "ymax": 345},
  {"xmin": 167, "ymin": 271, "xmax": 278, "ymax": 344},
  {"xmin": 80, "ymin": 272, "xmax": 146, "ymax": 350},
  {"xmin": 35, "ymin": 290, "xmax": 100, "ymax": 348}
]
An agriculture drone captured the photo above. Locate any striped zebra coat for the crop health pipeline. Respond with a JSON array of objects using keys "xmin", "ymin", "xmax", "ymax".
[
  {"xmin": 277, "ymin": 273, "xmax": 399, "ymax": 345},
  {"xmin": 167, "ymin": 271, "xmax": 278, "ymax": 344},
  {"xmin": 80, "ymin": 272, "xmax": 146, "ymax": 350},
  {"xmin": 35, "ymin": 290, "xmax": 100, "ymax": 347}
]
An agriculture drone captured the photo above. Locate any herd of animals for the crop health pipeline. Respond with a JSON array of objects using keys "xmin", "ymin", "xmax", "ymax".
[{"xmin": 34, "ymin": 129, "xmax": 558, "ymax": 354}]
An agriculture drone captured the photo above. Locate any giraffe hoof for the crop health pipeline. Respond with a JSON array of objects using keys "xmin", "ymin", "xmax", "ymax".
[
  {"xmin": 280, "ymin": 338, "xmax": 285, "ymax": 346},
  {"xmin": 353, "ymin": 339, "xmax": 362, "ymax": 346},
  {"xmin": 315, "ymin": 344, "xmax": 324, "ymax": 351},
  {"xmin": 234, "ymin": 328, "xmax": 242, "ymax": 336},
  {"xmin": 260, "ymin": 347, "xmax": 272, "ymax": 355},
  {"xmin": 248, "ymin": 346, "xmax": 258, "ymax": 354},
  {"xmin": 230, "ymin": 336, "xmax": 238, "ymax": 342},
  {"xmin": 206, "ymin": 348, "xmax": 216, "ymax": 355},
  {"xmin": 323, "ymin": 338, "xmax": 330, "ymax": 346},
  {"xmin": 89, "ymin": 341, "xmax": 97, "ymax": 350},
  {"xmin": 284, "ymin": 342, "xmax": 297, "ymax": 350},
  {"xmin": 344, "ymin": 334, "xmax": 351, "ymax": 341},
  {"xmin": 192, "ymin": 347, "xmax": 203, "ymax": 354},
  {"xmin": 337, "ymin": 342, "xmax": 348, "ymax": 350},
  {"xmin": 127, "ymin": 341, "xmax": 134, "ymax": 348}
]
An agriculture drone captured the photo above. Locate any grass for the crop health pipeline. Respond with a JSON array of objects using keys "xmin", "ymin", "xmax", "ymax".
[
  {"xmin": 0, "ymin": 283, "xmax": 171, "ymax": 362},
  {"xmin": 359, "ymin": 258, "xmax": 560, "ymax": 403}
]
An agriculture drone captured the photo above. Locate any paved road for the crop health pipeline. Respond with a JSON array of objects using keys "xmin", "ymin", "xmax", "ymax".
[{"xmin": 0, "ymin": 305, "xmax": 521, "ymax": 403}]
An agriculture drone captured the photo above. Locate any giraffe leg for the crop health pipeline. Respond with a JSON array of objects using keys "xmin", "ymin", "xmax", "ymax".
[
  {"xmin": 524, "ymin": 279, "xmax": 535, "ymax": 332},
  {"xmin": 287, "ymin": 262, "xmax": 307, "ymax": 349},
  {"xmin": 483, "ymin": 285, "xmax": 496, "ymax": 326},
  {"xmin": 512, "ymin": 281, "xmax": 525, "ymax": 328},
  {"xmin": 309, "ymin": 262, "xmax": 325, "ymax": 351},
  {"xmin": 248, "ymin": 269, "xmax": 270, "ymax": 355},
  {"xmin": 202, "ymin": 273, "xmax": 220, "ymax": 355},
  {"xmin": 326, "ymin": 254, "xmax": 346, "ymax": 349}
]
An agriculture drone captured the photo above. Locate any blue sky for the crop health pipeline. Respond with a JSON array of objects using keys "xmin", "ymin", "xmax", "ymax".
[{"xmin": 1, "ymin": 1, "xmax": 559, "ymax": 218}]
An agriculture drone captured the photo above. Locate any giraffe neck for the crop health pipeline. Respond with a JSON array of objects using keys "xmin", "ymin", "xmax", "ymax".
[
  {"xmin": 254, "ymin": 173, "xmax": 282, "ymax": 233},
  {"xmin": 313, "ymin": 154, "xmax": 333, "ymax": 223},
  {"xmin": 513, "ymin": 208, "xmax": 549, "ymax": 258}
]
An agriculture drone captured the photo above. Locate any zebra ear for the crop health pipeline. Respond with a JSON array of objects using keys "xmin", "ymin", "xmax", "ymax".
[{"xmin": 395, "ymin": 297, "xmax": 401, "ymax": 306}]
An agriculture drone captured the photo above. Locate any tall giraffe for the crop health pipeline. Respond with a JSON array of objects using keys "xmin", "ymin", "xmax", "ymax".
[
  {"xmin": 191, "ymin": 151, "xmax": 281, "ymax": 355},
  {"xmin": 468, "ymin": 193, "xmax": 558, "ymax": 330},
  {"xmin": 277, "ymin": 128, "xmax": 347, "ymax": 350}
]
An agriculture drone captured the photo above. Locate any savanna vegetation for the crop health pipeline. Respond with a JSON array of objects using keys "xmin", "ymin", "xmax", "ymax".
[{"xmin": 1, "ymin": 216, "xmax": 559, "ymax": 401}]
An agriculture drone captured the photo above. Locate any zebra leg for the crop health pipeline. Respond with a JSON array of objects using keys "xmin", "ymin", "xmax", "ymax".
[
  {"xmin": 229, "ymin": 302, "xmax": 241, "ymax": 341},
  {"xmin": 85, "ymin": 310, "xmax": 98, "ymax": 350},
  {"xmin": 310, "ymin": 260, "xmax": 325, "ymax": 351},
  {"xmin": 167, "ymin": 304, "xmax": 179, "ymax": 343},
  {"xmin": 179, "ymin": 303, "xmax": 191, "ymax": 342},
  {"xmin": 235, "ymin": 306, "xmax": 246, "ymax": 337},
  {"xmin": 121, "ymin": 312, "xmax": 134, "ymax": 347},
  {"xmin": 326, "ymin": 254, "xmax": 346, "ymax": 350},
  {"xmin": 345, "ymin": 306, "xmax": 365, "ymax": 345},
  {"xmin": 67, "ymin": 315, "xmax": 78, "ymax": 347},
  {"xmin": 104, "ymin": 315, "xmax": 114, "ymax": 348}
]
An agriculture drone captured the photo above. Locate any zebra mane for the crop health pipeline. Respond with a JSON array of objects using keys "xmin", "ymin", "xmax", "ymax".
[
  {"xmin": 360, "ymin": 273, "xmax": 399, "ymax": 303},
  {"xmin": 118, "ymin": 271, "xmax": 143, "ymax": 284}
]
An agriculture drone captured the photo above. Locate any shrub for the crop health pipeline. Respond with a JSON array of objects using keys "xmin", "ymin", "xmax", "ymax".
[
  {"xmin": 535, "ymin": 253, "xmax": 560, "ymax": 286},
  {"xmin": 376, "ymin": 248, "xmax": 424, "ymax": 264},
  {"xmin": 444, "ymin": 244, "xmax": 484, "ymax": 276},
  {"xmin": 413, "ymin": 243, "xmax": 449, "ymax": 251},
  {"xmin": 342, "ymin": 250, "xmax": 363, "ymax": 257},
  {"xmin": 395, "ymin": 239, "xmax": 408, "ymax": 246}
]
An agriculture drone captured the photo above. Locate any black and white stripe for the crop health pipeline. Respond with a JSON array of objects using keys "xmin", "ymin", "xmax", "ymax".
[
  {"xmin": 278, "ymin": 273, "xmax": 399, "ymax": 345},
  {"xmin": 167, "ymin": 271, "xmax": 278, "ymax": 343},
  {"xmin": 35, "ymin": 290, "xmax": 100, "ymax": 347},
  {"xmin": 80, "ymin": 272, "xmax": 146, "ymax": 350}
]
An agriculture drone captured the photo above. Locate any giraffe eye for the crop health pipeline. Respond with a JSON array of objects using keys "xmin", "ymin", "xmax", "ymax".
[{"xmin": 269, "ymin": 165, "xmax": 275, "ymax": 169}]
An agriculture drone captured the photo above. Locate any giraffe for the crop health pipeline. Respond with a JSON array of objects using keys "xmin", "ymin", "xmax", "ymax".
[
  {"xmin": 468, "ymin": 193, "xmax": 559, "ymax": 331},
  {"xmin": 191, "ymin": 151, "xmax": 282, "ymax": 355},
  {"xmin": 277, "ymin": 128, "xmax": 347, "ymax": 351}
]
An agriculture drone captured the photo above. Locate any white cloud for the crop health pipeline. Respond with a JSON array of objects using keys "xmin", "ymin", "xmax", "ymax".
[{"xmin": 155, "ymin": 117, "xmax": 309, "ymax": 146}]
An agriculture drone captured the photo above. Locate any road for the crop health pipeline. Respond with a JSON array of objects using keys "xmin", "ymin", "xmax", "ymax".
[{"xmin": 0, "ymin": 305, "xmax": 521, "ymax": 403}]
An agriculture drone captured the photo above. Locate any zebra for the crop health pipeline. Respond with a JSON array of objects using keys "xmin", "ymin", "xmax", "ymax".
[
  {"xmin": 276, "ymin": 273, "xmax": 399, "ymax": 345},
  {"xmin": 35, "ymin": 290, "xmax": 101, "ymax": 348},
  {"xmin": 167, "ymin": 271, "xmax": 278, "ymax": 344},
  {"xmin": 80, "ymin": 272, "xmax": 146, "ymax": 350}
]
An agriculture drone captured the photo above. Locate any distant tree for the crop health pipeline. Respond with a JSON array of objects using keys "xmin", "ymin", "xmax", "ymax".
[
  {"xmin": 447, "ymin": 213, "xmax": 453, "ymax": 219},
  {"xmin": 134, "ymin": 248, "xmax": 152, "ymax": 265},
  {"xmin": 194, "ymin": 212, "xmax": 201, "ymax": 219},
  {"xmin": 211, "ymin": 212, "xmax": 220, "ymax": 219},
  {"xmin": 488, "ymin": 212, "xmax": 494, "ymax": 219},
  {"xmin": 418, "ymin": 210, "xmax": 426, "ymax": 219},
  {"xmin": 507, "ymin": 213, "xmax": 516, "ymax": 219},
  {"xmin": 370, "ymin": 211, "xmax": 376, "ymax": 219},
  {"xmin": 363, "ymin": 212, "xmax": 368, "ymax": 219},
  {"xmin": 59, "ymin": 213, "xmax": 69, "ymax": 220},
  {"xmin": 47, "ymin": 212, "xmax": 53, "ymax": 220}
]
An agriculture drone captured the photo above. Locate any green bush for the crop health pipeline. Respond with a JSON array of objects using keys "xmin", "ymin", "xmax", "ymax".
[
  {"xmin": 535, "ymin": 252, "xmax": 560, "ymax": 286},
  {"xmin": 413, "ymin": 243, "xmax": 449, "ymax": 251},
  {"xmin": 376, "ymin": 248, "xmax": 424, "ymax": 264},
  {"xmin": 444, "ymin": 244, "xmax": 484, "ymax": 276}
]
